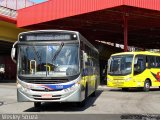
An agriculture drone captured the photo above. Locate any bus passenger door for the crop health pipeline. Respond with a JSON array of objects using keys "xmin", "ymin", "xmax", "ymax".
[
  {"xmin": 134, "ymin": 55, "xmax": 146, "ymax": 87},
  {"xmin": 81, "ymin": 50, "xmax": 88, "ymax": 99},
  {"xmin": 147, "ymin": 56, "xmax": 159, "ymax": 86}
]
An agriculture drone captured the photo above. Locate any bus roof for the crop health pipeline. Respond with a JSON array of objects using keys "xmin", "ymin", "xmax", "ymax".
[
  {"xmin": 17, "ymin": 29, "xmax": 99, "ymax": 53},
  {"xmin": 19, "ymin": 29, "xmax": 79, "ymax": 36},
  {"xmin": 111, "ymin": 51, "xmax": 160, "ymax": 57}
]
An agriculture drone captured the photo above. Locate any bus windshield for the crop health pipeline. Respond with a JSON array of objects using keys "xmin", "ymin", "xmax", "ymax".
[
  {"xmin": 18, "ymin": 44, "xmax": 79, "ymax": 78},
  {"xmin": 108, "ymin": 55, "xmax": 133, "ymax": 75}
]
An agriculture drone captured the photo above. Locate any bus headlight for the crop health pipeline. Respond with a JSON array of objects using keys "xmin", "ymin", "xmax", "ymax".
[
  {"xmin": 64, "ymin": 83, "xmax": 80, "ymax": 92},
  {"xmin": 17, "ymin": 83, "xmax": 22, "ymax": 89},
  {"xmin": 17, "ymin": 81, "xmax": 31, "ymax": 92},
  {"xmin": 125, "ymin": 77, "xmax": 132, "ymax": 81},
  {"xmin": 17, "ymin": 83, "xmax": 26, "ymax": 92},
  {"xmin": 107, "ymin": 78, "xmax": 111, "ymax": 81}
]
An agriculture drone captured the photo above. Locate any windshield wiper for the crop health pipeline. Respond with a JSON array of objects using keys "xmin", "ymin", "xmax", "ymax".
[
  {"xmin": 32, "ymin": 46, "xmax": 42, "ymax": 63},
  {"xmin": 52, "ymin": 42, "xmax": 64, "ymax": 65}
]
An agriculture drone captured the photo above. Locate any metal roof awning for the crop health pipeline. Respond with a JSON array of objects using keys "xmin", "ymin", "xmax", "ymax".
[
  {"xmin": 17, "ymin": 0, "xmax": 160, "ymax": 27},
  {"xmin": 0, "ymin": 14, "xmax": 16, "ymax": 24},
  {"xmin": 17, "ymin": 0, "xmax": 160, "ymax": 49}
]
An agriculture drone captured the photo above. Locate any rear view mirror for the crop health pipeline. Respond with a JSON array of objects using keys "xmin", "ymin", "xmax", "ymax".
[
  {"xmin": 11, "ymin": 41, "xmax": 18, "ymax": 63},
  {"xmin": 11, "ymin": 48, "xmax": 16, "ymax": 63},
  {"xmin": 108, "ymin": 58, "xmax": 111, "ymax": 65},
  {"xmin": 11, "ymin": 48, "xmax": 16, "ymax": 59},
  {"xmin": 82, "ymin": 51, "xmax": 88, "ymax": 62},
  {"xmin": 146, "ymin": 63, "xmax": 148, "ymax": 67},
  {"xmin": 134, "ymin": 57, "xmax": 138, "ymax": 64}
]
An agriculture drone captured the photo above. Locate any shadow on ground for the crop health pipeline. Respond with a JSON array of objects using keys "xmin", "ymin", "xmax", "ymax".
[
  {"xmin": 24, "ymin": 90, "xmax": 103, "ymax": 112},
  {"xmin": 0, "ymin": 79, "xmax": 16, "ymax": 83},
  {"xmin": 108, "ymin": 88, "xmax": 160, "ymax": 92}
]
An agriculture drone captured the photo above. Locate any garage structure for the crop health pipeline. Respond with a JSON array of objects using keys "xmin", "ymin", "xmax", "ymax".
[
  {"xmin": 16, "ymin": 0, "xmax": 160, "ymax": 83},
  {"xmin": 0, "ymin": 0, "xmax": 35, "ymax": 81},
  {"xmin": 0, "ymin": 0, "xmax": 160, "ymax": 83},
  {"xmin": 0, "ymin": 20, "xmax": 28, "ymax": 80},
  {"xmin": 17, "ymin": 0, "xmax": 160, "ymax": 50}
]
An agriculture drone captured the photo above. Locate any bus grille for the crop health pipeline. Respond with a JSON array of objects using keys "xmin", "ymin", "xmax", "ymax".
[
  {"xmin": 31, "ymin": 89, "xmax": 62, "ymax": 92},
  {"xmin": 34, "ymin": 98, "xmax": 60, "ymax": 100},
  {"xmin": 33, "ymin": 95, "xmax": 61, "ymax": 100},
  {"xmin": 22, "ymin": 79, "xmax": 68, "ymax": 84},
  {"xmin": 113, "ymin": 79, "xmax": 124, "ymax": 81},
  {"xmin": 113, "ymin": 77, "xmax": 125, "ymax": 81}
]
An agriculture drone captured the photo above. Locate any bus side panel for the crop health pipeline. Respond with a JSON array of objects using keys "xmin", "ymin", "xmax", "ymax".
[
  {"xmin": 79, "ymin": 34, "xmax": 99, "ymax": 100},
  {"xmin": 150, "ymin": 68, "xmax": 160, "ymax": 87},
  {"xmin": 133, "ymin": 69, "xmax": 152, "ymax": 87}
]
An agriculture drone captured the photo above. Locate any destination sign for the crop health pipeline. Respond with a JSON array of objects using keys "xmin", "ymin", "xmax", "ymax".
[
  {"xmin": 19, "ymin": 32, "xmax": 77, "ymax": 41},
  {"xmin": 26, "ymin": 34, "xmax": 71, "ymax": 40}
]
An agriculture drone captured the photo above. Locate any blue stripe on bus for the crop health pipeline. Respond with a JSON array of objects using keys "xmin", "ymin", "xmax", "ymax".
[{"xmin": 40, "ymin": 83, "xmax": 75, "ymax": 90}]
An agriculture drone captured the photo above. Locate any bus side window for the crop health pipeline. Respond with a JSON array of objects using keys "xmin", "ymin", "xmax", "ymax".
[
  {"xmin": 156, "ymin": 57, "xmax": 160, "ymax": 68},
  {"xmin": 134, "ymin": 55, "xmax": 146, "ymax": 75},
  {"xmin": 148, "ymin": 56, "xmax": 156, "ymax": 68}
]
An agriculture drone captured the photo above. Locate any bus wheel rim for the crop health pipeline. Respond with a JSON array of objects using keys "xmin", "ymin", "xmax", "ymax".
[{"xmin": 146, "ymin": 83, "xmax": 150, "ymax": 88}]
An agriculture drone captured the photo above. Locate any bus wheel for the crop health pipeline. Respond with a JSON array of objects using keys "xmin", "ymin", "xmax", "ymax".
[
  {"xmin": 143, "ymin": 80, "xmax": 150, "ymax": 92},
  {"xmin": 122, "ymin": 88, "xmax": 129, "ymax": 91},
  {"xmin": 34, "ymin": 102, "xmax": 41, "ymax": 108},
  {"xmin": 85, "ymin": 83, "xmax": 88, "ymax": 99}
]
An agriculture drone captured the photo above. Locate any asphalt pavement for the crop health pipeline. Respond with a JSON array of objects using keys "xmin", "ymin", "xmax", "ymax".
[{"xmin": 0, "ymin": 83, "xmax": 160, "ymax": 119}]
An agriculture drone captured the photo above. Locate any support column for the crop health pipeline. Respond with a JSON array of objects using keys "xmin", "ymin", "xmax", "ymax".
[{"xmin": 123, "ymin": 13, "xmax": 128, "ymax": 52}]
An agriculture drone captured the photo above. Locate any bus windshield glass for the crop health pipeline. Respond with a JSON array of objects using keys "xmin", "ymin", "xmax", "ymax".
[
  {"xmin": 108, "ymin": 55, "xmax": 133, "ymax": 75},
  {"xmin": 18, "ymin": 44, "xmax": 79, "ymax": 78}
]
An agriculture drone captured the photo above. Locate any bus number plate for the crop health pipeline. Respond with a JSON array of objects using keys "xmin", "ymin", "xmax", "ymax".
[{"xmin": 42, "ymin": 94, "xmax": 52, "ymax": 98}]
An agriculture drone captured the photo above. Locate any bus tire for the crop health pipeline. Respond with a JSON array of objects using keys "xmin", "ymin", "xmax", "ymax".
[
  {"xmin": 122, "ymin": 88, "xmax": 129, "ymax": 91},
  {"xmin": 34, "ymin": 102, "xmax": 41, "ymax": 108},
  {"xmin": 85, "ymin": 83, "xmax": 88, "ymax": 99},
  {"xmin": 143, "ymin": 80, "xmax": 150, "ymax": 92}
]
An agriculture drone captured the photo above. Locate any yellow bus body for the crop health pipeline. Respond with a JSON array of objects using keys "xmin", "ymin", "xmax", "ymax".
[{"xmin": 107, "ymin": 51, "xmax": 160, "ymax": 89}]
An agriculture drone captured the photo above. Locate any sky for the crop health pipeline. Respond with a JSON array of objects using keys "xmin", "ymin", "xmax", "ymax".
[{"xmin": 30, "ymin": 0, "xmax": 47, "ymax": 3}]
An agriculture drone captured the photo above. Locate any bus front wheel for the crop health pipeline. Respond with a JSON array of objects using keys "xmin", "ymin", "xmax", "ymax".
[{"xmin": 143, "ymin": 80, "xmax": 150, "ymax": 92}]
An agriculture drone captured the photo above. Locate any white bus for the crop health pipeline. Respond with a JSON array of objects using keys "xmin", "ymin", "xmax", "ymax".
[{"xmin": 11, "ymin": 30, "xmax": 99, "ymax": 107}]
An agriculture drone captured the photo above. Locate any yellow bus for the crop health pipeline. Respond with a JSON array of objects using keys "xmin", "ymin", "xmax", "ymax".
[{"xmin": 107, "ymin": 51, "xmax": 160, "ymax": 91}]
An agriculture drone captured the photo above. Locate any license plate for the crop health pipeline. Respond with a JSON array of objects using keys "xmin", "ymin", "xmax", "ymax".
[{"xmin": 42, "ymin": 94, "xmax": 52, "ymax": 98}]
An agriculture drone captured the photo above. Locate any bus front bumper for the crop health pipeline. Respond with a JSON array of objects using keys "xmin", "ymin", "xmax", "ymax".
[
  {"xmin": 17, "ymin": 84, "xmax": 82, "ymax": 102},
  {"xmin": 107, "ymin": 81, "xmax": 144, "ymax": 88}
]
